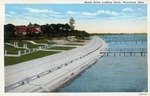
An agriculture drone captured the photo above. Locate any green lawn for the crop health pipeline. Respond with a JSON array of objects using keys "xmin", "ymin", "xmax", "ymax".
[
  {"xmin": 5, "ymin": 51, "xmax": 59, "ymax": 66},
  {"xmin": 22, "ymin": 42, "xmax": 41, "ymax": 48},
  {"xmin": 33, "ymin": 40, "xmax": 55, "ymax": 45},
  {"xmin": 8, "ymin": 41, "xmax": 42, "ymax": 48},
  {"xmin": 9, "ymin": 40, "xmax": 24, "ymax": 47},
  {"xmin": 65, "ymin": 44, "xmax": 84, "ymax": 46},
  {"xmin": 48, "ymin": 46, "xmax": 76, "ymax": 50},
  {"xmin": 4, "ymin": 44, "xmax": 26, "ymax": 51}
]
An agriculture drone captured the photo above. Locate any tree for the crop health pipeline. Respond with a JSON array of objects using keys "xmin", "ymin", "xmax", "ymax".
[
  {"xmin": 4, "ymin": 24, "xmax": 15, "ymax": 42},
  {"xmin": 69, "ymin": 17, "xmax": 75, "ymax": 30},
  {"xmin": 4, "ymin": 22, "xmax": 90, "ymax": 41},
  {"xmin": 28, "ymin": 22, "xmax": 32, "ymax": 26}
]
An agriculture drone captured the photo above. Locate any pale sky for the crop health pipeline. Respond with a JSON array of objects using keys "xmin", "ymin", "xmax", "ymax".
[{"xmin": 5, "ymin": 4, "xmax": 147, "ymax": 33}]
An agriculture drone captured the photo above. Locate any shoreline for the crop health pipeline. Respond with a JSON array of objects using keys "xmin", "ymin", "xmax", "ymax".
[
  {"xmin": 49, "ymin": 42, "xmax": 105, "ymax": 92},
  {"xmin": 90, "ymin": 33, "xmax": 147, "ymax": 35},
  {"xmin": 5, "ymin": 36, "xmax": 107, "ymax": 92},
  {"xmin": 51, "ymin": 56, "xmax": 104, "ymax": 92}
]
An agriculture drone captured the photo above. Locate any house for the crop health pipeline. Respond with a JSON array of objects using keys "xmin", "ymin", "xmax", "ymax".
[{"xmin": 15, "ymin": 26, "xmax": 41, "ymax": 35}]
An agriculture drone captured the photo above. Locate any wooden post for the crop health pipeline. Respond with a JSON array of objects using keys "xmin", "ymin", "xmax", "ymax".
[
  {"xmin": 39, "ymin": 46, "xmax": 41, "ymax": 50},
  {"xmin": 5, "ymin": 50, "xmax": 7, "ymax": 55},
  {"xmin": 14, "ymin": 42, "xmax": 16, "ymax": 46},
  {"xmin": 130, "ymin": 52, "xmax": 132, "ymax": 56},
  {"xmin": 23, "ymin": 44, "xmax": 26, "ymax": 48},
  {"xmin": 24, "ymin": 50, "xmax": 26, "ymax": 54},
  {"xmin": 141, "ymin": 52, "xmax": 143, "ymax": 56},
  {"xmin": 26, "ymin": 44, "xmax": 28, "ymax": 48},
  {"xmin": 16, "ymin": 42, "xmax": 18, "ymax": 47},
  {"xmin": 114, "ymin": 52, "xmax": 115, "ymax": 57},
  {"xmin": 119, "ymin": 52, "xmax": 121, "ymax": 56},
  {"xmin": 18, "ymin": 50, "xmax": 21, "ymax": 56}
]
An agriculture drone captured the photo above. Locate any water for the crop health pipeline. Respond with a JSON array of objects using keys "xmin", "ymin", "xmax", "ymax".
[{"xmin": 58, "ymin": 34, "xmax": 147, "ymax": 92}]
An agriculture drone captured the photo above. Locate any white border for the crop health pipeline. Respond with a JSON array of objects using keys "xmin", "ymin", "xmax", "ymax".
[{"xmin": 1, "ymin": 0, "xmax": 149, "ymax": 96}]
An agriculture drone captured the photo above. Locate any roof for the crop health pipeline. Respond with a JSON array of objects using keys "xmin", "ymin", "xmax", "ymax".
[{"xmin": 15, "ymin": 26, "xmax": 41, "ymax": 34}]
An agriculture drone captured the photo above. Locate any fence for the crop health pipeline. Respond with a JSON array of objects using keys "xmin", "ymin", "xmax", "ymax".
[{"xmin": 4, "ymin": 45, "xmax": 51, "ymax": 57}]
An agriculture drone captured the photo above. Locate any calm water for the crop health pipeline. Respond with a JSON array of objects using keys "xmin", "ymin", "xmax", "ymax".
[{"xmin": 58, "ymin": 34, "xmax": 147, "ymax": 92}]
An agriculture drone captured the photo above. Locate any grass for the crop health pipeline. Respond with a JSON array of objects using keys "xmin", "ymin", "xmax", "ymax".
[
  {"xmin": 9, "ymin": 40, "xmax": 24, "ymax": 47},
  {"xmin": 65, "ymin": 44, "xmax": 84, "ymax": 46},
  {"xmin": 8, "ymin": 41, "xmax": 42, "ymax": 48},
  {"xmin": 7, "ymin": 51, "xmax": 18, "ymax": 55},
  {"xmin": 33, "ymin": 40, "xmax": 55, "ymax": 45},
  {"xmin": 22, "ymin": 42, "xmax": 41, "ymax": 48},
  {"xmin": 5, "ymin": 51, "xmax": 59, "ymax": 66},
  {"xmin": 4, "ymin": 44, "xmax": 26, "ymax": 51},
  {"xmin": 48, "ymin": 46, "xmax": 76, "ymax": 50}
]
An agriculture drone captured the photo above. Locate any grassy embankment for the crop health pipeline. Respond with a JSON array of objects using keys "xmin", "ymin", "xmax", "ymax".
[
  {"xmin": 5, "ymin": 40, "xmax": 77, "ymax": 66},
  {"xmin": 9, "ymin": 41, "xmax": 43, "ymax": 48},
  {"xmin": 33, "ymin": 40, "xmax": 55, "ymax": 45},
  {"xmin": 48, "ymin": 46, "xmax": 76, "ymax": 50},
  {"xmin": 65, "ymin": 44, "xmax": 84, "ymax": 46},
  {"xmin": 4, "ymin": 44, "xmax": 27, "ymax": 54},
  {"xmin": 5, "ymin": 51, "xmax": 59, "ymax": 66}
]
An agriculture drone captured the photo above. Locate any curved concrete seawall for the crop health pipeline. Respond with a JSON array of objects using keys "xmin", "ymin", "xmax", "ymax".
[{"xmin": 5, "ymin": 36, "xmax": 107, "ymax": 92}]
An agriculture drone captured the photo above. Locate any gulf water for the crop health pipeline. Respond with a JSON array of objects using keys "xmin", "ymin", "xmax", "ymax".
[{"xmin": 58, "ymin": 34, "xmax": 147, "ymax": 92}]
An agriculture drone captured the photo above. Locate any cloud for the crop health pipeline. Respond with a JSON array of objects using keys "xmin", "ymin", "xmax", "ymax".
[
  {"xmin": 82, "ymin": 10, "xmax": 119, "ymax": 16},
  {"xmin": 49, "ymin": 14, "xmax": 66, "ymax": 18},
  {"xmin": 25, "ymin": 7, "xmax": 49, "ymax": 13},
  {"xmin": 97, "ymin": 10, "xmax": 118, "ymax": 16},
  {"xmin": 9, "ymin": 11, "xmax": 16, "ymax": 14},
  {"xmin": 122, "ymin": 8, "xmax": 134, "ymax": 12},
  {"xmin": 49, "ymin": 10, "xmax": 61, "ymax": 14},
  {"xmin": 66, "ymin": 11, "xmax": 79, "ymax": 15},
  {"xmin": 25, "ymin": 7, "xmax": 60, "ymax": 14},
  {"xmin": 138, "ymin": 8, "xmax": 144, "ymax": 11},
  {"xmin": 23, "ymin": 16, "xmax": 35, "ymax": 20},
  {"xmin": 82, "ymin": 12, "xmax": 97, "ymax": 16},
  {"xmin": 5, "ymin": 14, "xmax": 12, "ymax": 17}
]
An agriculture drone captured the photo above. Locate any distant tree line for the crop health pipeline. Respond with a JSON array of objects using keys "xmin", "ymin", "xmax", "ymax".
[{"xmin": 4, "ymin": 23, "xmax": 90, "ymax": 42}]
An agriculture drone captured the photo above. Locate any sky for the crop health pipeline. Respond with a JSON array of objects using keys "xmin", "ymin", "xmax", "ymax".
[{"xmin": 5, "ymin": 4, "xmax": 147, "ymax": 33}]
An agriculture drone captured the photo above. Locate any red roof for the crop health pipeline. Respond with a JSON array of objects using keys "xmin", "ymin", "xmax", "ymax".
[
  {"xmin": 15, "ymin": 26, "xmax": 41, "ymax": 35},
  {"xmin": 15, "ymin": 26, "xmax": 27, "ymax": 34},
  {"xmin": 28, "ymin": 26, "xmax": 41, "ymax": 32}
]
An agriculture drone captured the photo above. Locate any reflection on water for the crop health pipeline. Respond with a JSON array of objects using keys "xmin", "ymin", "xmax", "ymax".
[{"xmin": 58, "ymin": 35, "xmax": 147, "ymax": 92}]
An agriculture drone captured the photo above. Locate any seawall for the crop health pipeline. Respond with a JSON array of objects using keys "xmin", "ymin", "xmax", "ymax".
[{"xmin": 5, "ymin": 36, "xmax": 107, "ymax": 92}]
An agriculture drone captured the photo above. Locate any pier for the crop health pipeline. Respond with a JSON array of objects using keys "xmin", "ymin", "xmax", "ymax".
[
  {"xmin": 100, "ymin": 48, "xmax": 147, "ymax": 56},
  {"xmin": 102, "ymin": 37, "xmax": 147, "ymax": 44}
]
